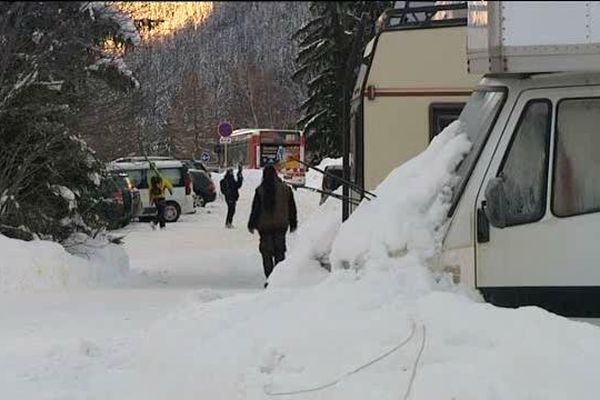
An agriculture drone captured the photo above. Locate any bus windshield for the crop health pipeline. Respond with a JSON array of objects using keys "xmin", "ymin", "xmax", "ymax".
[{"xmin": 448, "ymin": 88, "xmax": 507, "ymax": 216}]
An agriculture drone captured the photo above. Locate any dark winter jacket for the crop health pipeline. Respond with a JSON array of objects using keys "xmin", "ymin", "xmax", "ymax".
[
  {"xmin": 248, "ymin": 179, "xmax": 297, "ymax": 233},
  {"xmin": 220, "ymin": 171, "xmax": 243, "ymax": 202}
]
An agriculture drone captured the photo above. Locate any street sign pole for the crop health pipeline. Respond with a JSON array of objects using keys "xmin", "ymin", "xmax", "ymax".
[{"xmin": 218, "ymin": 122, "xmax": 233, "ymax": 168}]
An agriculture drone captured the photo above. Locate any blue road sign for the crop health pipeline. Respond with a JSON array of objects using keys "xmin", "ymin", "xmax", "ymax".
[
  {"xmin": 218, "ymin": 122, "xmax": 233, "ymax": 137},
  {"xmin": 201, "ymin": 152, "xmax": 211, "ymax": 162}
]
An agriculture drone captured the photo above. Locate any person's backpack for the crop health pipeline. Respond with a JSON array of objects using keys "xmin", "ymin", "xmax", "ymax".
[{"xmin": 220, "ymin": 178, "xmax": 227, "ymax": 195}]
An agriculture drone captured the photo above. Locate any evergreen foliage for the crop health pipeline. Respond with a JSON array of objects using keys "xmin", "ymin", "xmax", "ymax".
[
  {"xmin": 0, "ymin": 2, "xmax": 140, "ymax": 242},
  {"xmin": 293, "ymin": 1, "xmax": 391, "ymax": 162}
]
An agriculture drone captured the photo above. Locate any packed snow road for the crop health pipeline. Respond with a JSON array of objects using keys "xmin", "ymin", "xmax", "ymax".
[{"xmin": 0, "ymin": 170, "xmax": 322, "ymax": 399}]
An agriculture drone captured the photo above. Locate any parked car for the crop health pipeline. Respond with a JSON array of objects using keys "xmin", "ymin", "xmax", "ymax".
[
  {"xmin": 182, "ymin": 160, "xmax": 209, "ymax": 172},
  {"xmin": 188, "ymin": 168, "xmax": 216, "ymax": 207},
  {"xmin": 99, "ymin": 173, "xmax": 137, "ymax": 229},
  {"xmin": 320, "ymin": 165, "xmax": 343, "ymax": 205},
  {"xmin": 107, "ymin": 159, "xmax": 195, "ymax": 223}
]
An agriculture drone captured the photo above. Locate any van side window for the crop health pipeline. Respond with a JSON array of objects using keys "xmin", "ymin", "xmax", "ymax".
[
  {"xmin": 553, "ymin": 98, "xmax": 600, "ymax": 217},
  {"xmin": 156, "ymin": 168, "xmax": 184, "ymax": 187},
  {"xmin": 497, "ymin": 99, "xmax": 551, "ymax": 226},
  {"xmin": 127, "ymin": 169, "xmax": 147, "ymax": 189}
]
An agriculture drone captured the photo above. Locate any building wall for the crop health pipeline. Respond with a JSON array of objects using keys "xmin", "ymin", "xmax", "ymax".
[{"xmin": 363, "ymin": 26, "xmax": 481, "ymax": 191}]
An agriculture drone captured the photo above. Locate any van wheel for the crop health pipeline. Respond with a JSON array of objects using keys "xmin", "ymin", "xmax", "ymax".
[{"xmin": 164, "ymin": 202, "xmax": 181, "ymax": 223}]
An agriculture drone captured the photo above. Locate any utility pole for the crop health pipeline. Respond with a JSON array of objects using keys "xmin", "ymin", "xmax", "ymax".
[{"xmin": 192, "ymin": 72, "xmax": 199, "ymax": 159}]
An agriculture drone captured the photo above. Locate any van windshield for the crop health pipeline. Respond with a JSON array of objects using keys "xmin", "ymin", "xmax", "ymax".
[{"xmin": 448, "ymin": 88, "xmax": 506, "ymax": 216}]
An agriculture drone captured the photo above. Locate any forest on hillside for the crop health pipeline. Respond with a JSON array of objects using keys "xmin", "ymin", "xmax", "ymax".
[{"xmin": 81, "ymin": 1, "xmax": 310, "ymax": 161}]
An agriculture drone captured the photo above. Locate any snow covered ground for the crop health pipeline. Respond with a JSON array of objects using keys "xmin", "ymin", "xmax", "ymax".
[
  {"xmin": 3, "ymin": 127, "xmax": 600, "ymax": 399},
  {"xmin": 0, "ymin": 168, "xmax": 327, "ymax": 399}
]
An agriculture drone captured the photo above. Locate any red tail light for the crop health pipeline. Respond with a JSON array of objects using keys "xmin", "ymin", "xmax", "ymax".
[
  {"xmin": 208, "ymin": 182, "xmax": 215, "ymax": 193},
  {"xmin": 112, "ymin": 191, "xmax": 124, "ymax": 204},
  {"xmin": 185, "ymin": 174, "xmax": 192, "ymax": 195}
]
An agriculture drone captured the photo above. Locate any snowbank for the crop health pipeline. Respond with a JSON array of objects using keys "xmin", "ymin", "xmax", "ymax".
[
  {"xmin": 330, "ymin": 121, "xmax": 470, "ymax": 271},
  {"xmin": 268, "ymin": 195, "xmax": 341, "ymax": 288},
  {"xmin": 0, "ymin": 234, "xmax": 129, "ymax": 292}
]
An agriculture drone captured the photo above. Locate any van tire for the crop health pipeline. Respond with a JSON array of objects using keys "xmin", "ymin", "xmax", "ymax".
[{"xmin": 164, "ymin": 201, "xmax": 181, "ymax": 223}]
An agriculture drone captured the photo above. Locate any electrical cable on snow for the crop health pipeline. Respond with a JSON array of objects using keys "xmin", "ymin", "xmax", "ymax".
[
  {"xmin": 402, "ymin": 324, "xmax": 426, "ymax": 400},
  {"xmin": 264, "ymin": 321, "xmax": 418, "ymax": 397}
]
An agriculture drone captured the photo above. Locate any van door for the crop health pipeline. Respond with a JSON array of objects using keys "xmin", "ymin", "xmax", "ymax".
[{"xmin": 475, "ymin": 86, "xmax": 600, "ymax": 317}]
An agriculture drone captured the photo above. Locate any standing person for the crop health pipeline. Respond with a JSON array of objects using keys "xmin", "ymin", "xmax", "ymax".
[
  {"xmin": 220, "ymin": 165, "xmax": 244, "ymax": 228},
  {"xmin": 248, "ymin": 164, "xmax": 298, "ymax": 287},
  {"xmin": 149, "ymin": 174, "xmax": 173, "ymax": 230}
]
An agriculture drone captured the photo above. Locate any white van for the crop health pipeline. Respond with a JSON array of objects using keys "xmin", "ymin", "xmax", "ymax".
[
  {"xmin": 108, "ymin": 159, "xmax": 195, "ymax": 223},
  {"xmin": 435, "ymin": 1, "xmax": 600, "ymax": 317}
]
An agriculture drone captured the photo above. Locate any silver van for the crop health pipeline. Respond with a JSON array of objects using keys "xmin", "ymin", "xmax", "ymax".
[{"xmin": 108, "ymin": 159, "xmax": 195, "ymax": 223}]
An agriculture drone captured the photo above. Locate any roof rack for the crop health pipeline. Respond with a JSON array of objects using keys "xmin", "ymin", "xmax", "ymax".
[
  {"xmin": 112, "ymin": 156, "xmax": 174, "ymax": 163},
  {"xmin": 378, "ymin": 1, "xmax": 467, "ymax": 32}
]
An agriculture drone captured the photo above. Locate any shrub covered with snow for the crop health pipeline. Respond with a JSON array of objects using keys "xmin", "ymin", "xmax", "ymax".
[{"xmin": 0, "ymin": 2, "xmax": 141, "ymax": 242}]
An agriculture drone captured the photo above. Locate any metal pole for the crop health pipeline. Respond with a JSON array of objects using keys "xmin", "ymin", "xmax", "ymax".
[
  {"xmin": 224, "ymin": 141, "xmax": 228, "ymax": 167},
  {"xmin": 343, "ymin": 12, "xmax": 370, "ymax": 218}
]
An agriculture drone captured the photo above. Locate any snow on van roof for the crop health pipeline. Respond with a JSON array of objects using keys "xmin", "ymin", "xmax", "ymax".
[
  {"xmin": 107, "ymin": 159, "xmax": 184, "ymax": 170},
  {"xmin": 479, "ymin": 71, "xmax": 600, "ymax": 91}
]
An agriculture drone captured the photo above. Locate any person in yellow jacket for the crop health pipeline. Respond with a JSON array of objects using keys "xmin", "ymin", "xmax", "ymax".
[{"xmin": 149, "ymin": 174, "xmax": 173, "ymax": 229}]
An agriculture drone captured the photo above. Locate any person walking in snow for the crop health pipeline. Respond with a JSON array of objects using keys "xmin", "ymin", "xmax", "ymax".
[
  {"xmin": 248, "ymin": 164, "xmax": 297, "ymax": 287},
  {"xmin": 220, "ymin": 165, "xmax": 244, "ymax": 228},
  {"xmin": 149, "ymin": 174, "xmax": 173, "ymax": 230}
]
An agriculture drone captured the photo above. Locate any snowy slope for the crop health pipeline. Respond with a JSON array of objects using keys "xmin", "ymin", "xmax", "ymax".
[{"xmin": 0, "ymin": 168, "xmax": 329, "ymax": 400}]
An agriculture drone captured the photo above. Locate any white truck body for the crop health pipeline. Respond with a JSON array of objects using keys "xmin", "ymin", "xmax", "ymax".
[
  {"xmin": 468, "ymin": 1, "xmax": 600, "ymax": 73},
  {"xmin": 434, "ymin": 1, "xmax": 600, "ymax": 317}
]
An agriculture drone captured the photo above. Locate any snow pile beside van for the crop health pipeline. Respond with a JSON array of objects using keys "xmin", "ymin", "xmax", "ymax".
[
  {"xmin": 268, "ymin": 195, "xmax": 341, "ymax": 288},
  {"xmin": 0, "ymin": 234, "xmax": 129, "ymax": 292},
  {"xmin": 330, "ymin": 121, "xmax": 470, "ymax": 271}
]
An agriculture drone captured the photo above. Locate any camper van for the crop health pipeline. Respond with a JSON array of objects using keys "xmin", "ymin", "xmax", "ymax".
[
  {"xmin": 434, "ymin": 1, "xmax": 600, "ymax": 317},
  {"xmin": 348, "ymin": 1, "xmax": 481, "ymax": 214}
]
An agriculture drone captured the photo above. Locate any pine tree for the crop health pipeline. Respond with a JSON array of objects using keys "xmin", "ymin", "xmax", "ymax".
[
  {"xmin": 0, "ymin": 2, "xmax": 141, "ymax": 242},
  {"xmin": 293, "ymin": 1, "xmax": 391, "ymax": 163}
]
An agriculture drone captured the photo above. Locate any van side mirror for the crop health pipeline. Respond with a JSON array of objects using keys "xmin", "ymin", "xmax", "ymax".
[{"xmin": 484, "ymin": 176, "xmax": 508, "ymax": 229}]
